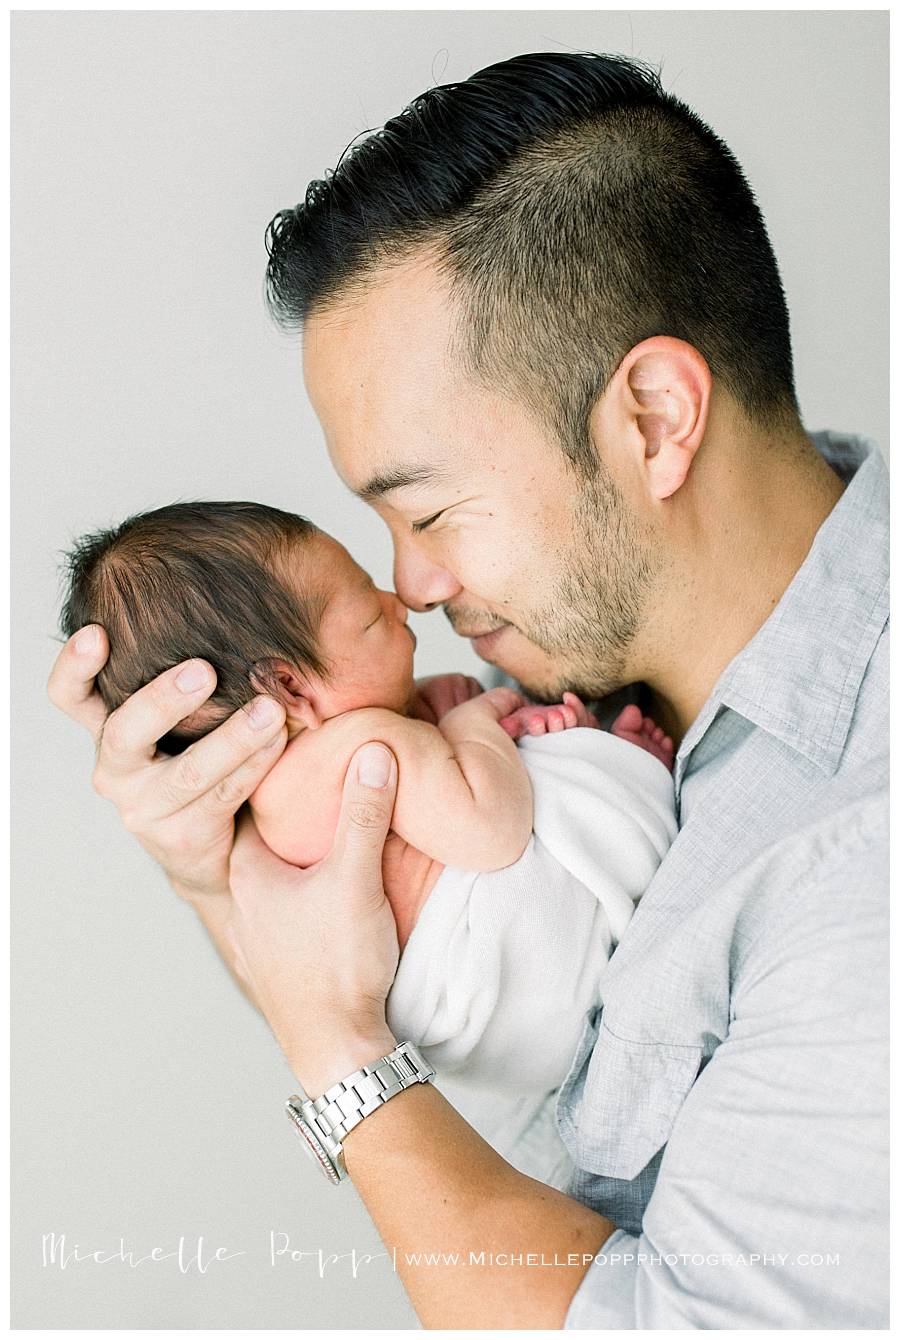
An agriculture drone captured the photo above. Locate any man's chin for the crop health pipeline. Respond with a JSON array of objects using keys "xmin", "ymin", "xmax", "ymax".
[
  {"xmin": 471, "ymin": 627, "xmax": 627, "ymax": 709},
  {"xmin": 495, "ymin": 655, "xmax": 613, "ymax": 706},
  {"xmin": 488, "ymin": 656, "xmax": 567, "ymax": 704},
  {"xmin": 474, "ymin": 625, "xmax": 608, "ymax": 703}
]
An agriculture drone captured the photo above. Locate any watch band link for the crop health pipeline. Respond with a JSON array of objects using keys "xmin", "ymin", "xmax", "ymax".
[{"xmin": 307, "ymin": 1041, "xmax": 434, "ymax": 1143}]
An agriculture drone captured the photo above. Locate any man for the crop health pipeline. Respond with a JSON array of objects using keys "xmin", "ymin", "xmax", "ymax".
[{"xmin": 48, "ymin": 52, "xmax": 887, "ymax": 1327}]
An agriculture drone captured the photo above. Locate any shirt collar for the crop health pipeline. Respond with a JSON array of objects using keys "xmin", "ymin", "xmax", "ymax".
[{"xmin": 676, "ymin": 431, "xmax": 888, "ymax": 782}]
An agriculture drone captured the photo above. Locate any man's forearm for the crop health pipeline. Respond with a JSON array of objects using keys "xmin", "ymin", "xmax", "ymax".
[{"xmin": 340, "ymin": 1078, "xmax": 615, "ymax": 1328}]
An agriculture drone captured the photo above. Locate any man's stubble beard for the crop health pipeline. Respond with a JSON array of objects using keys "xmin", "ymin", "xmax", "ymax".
[{"xmin": 515, "ymin": 466, "xmax": 661, "ymax": 704}]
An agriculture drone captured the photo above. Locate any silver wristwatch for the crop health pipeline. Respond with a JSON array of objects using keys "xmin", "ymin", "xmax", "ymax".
[{"xmin": 285, "ymin": 1040, "xmax": 435, "ymax": 1184}]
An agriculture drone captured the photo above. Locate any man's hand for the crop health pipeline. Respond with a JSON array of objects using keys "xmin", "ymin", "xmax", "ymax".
[
  {"xmin": 409, "ymin": 673, "xmax": 485, "ymax": 724},
  {"xmin": 46, "ymin": 624, "xmax": 289, "ymax": 898},
  {"xmin": 227, "ymin": 742, "xmax": 401, "ymax": 1097}
]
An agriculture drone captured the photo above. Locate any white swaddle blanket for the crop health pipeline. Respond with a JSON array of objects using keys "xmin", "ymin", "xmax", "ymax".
[{"xmin": 386, "ymin": 726, "xmax": 678, "ymax": 1189}]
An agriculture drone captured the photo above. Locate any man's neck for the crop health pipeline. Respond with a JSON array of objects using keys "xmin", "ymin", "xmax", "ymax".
[{"xmin": 639, "ymin": 435, "xmax": 847, "ymax": 747}]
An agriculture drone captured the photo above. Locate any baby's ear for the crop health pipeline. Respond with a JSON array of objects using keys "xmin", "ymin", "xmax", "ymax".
[{"xmin": 250, "ymin": 658, "xmax": 322, "ymax": 730}]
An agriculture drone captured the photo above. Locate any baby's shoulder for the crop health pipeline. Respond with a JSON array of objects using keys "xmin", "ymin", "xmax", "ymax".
[
  {"xmin": 248, "ymin": 708, "xmax": 432, "ymax": 867},
  {"xmin": 322, "ymin": 705, "xmax": 437, "ymax": 754},
  {"xmin": 248, "ymin": 725, "xmax": 348, "ymax": 866},
  {"xmin": 251, "ymin": 717, "xmax": 353, "ymax": 803}
]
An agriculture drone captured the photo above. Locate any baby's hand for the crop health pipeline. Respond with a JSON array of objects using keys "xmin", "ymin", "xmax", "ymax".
[
  {"xmin": 500, "ymin": 692, "xmax": 598, "ymax": 740},
  {"xmin": 410, "ymin": 673, "xmax": 485, "ymax": 724},
  {"xmin": 440, "ymin": 686, "xmax": 527, "ymax": 732}
]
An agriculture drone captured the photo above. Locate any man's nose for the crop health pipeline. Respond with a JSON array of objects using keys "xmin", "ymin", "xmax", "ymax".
[{"xmin": 392, "ymin": 542, "xmax": 461, "ymax": 613}]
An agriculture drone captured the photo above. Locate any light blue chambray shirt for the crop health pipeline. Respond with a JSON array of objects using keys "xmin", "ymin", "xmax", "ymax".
[{"xmin": 555, "ymin": 431, "xmax": 889, "ymax": 1328}]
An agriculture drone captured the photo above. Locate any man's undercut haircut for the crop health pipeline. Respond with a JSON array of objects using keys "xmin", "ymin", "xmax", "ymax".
[
  {"xmin": 265, "ymin": 50, "xmax": 801, "ymax": 469},
  {"xmin": 60, "ymin": 501, "xmax": 327, "ymax": 755}
]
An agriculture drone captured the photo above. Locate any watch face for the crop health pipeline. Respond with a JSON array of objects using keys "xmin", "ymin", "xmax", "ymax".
[{"xmin": 286, "ymin": 1104, "xmax": 343, "ymax": 1185}]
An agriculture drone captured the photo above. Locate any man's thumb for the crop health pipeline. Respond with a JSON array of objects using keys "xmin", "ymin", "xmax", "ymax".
[{"xmin": 330, "ymin": 743, "xmax": 398, "ymax": 873}]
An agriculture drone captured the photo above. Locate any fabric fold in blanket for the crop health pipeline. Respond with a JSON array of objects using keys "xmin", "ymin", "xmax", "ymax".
[{"xmin": 386, "ymin": 726, "xmax": 677, "ymax": 1186}]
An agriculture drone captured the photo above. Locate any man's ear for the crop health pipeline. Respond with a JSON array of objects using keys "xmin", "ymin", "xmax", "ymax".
[
  {"xmin": 250, "ymin": 659, "xmax": 323, "ymax": 732},
  {"xmin": 614, "ymin": 337, "xmax": 711, "ymax": 500}
]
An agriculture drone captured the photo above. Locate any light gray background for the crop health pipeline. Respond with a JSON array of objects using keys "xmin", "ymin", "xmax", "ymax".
[{"xmin": 12, "ymin": 8, "xmax": 888, "ymax": 1329}]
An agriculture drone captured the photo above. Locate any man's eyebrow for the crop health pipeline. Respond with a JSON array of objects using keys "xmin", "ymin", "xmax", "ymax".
[{"xmin": 356, "ymin": 464, "xmax": 446, "ymax": 502}]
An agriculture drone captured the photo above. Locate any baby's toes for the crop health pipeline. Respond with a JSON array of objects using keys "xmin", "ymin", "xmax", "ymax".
[
  {"xmin": 528, "ymin": 715, "xmax": 547, "ymax": 735},
  {"xmin": 612, "ymin": 704, "xmax": 643, "ymax": 734},
  {"xmin": 560, "ymin": 705, "xmax": 577, "ymax": 728}
]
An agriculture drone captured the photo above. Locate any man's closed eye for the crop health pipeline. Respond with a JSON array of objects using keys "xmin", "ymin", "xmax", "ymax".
[{"xmin": 411, "ymin": 510, "xmax": 446, "ymax": 535}]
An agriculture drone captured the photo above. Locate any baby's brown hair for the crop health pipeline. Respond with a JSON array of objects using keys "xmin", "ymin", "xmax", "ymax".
[{"xmin": 59, "ymin": 501, "xmax": 329, "ymax": 754}]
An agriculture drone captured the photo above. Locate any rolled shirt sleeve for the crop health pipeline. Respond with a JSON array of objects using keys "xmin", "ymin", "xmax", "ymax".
[{"xmin": 564, "ymin": 822, "xmax": 889, "ymax": 1328}]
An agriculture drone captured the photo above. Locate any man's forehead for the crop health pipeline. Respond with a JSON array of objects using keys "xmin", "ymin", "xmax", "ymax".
[
  {"xmin": 304, "ymin": 253, "xmax": 456, "ymax": 360},
  {"xmin": 301, "ymin": 258, "xmax": 551, "ymax": 489},
  {"xmin": 303, "ymin": 291, "xmax": 471, "ymax": 495},
  {"xmin": 305, "ymin": 324, "xmax": 452, "ymax": 438}
]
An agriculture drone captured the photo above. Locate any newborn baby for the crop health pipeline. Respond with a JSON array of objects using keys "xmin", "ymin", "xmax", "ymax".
[{"xmin": 61, "ymin": 500, "xmax": 678, "ymax": 1189}]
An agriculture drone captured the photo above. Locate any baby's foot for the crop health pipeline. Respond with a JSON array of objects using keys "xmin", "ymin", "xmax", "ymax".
[
  {"xmin": 500, "ymin": 692, "xmax": 598, "ymax": 740},
  {"xmin": 610, "ymin": 704, "xmax": 675, "ymax": 772}
]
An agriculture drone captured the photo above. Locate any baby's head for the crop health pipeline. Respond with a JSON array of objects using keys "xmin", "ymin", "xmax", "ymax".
[{"xmin": 60, "ymin": 501, "xmax": 417, "ymax": 753}]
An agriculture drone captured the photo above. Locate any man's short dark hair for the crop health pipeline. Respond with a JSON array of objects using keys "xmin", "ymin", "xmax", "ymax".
[
  {"xmin": 265, "ymin": 50, "xmax": 800, "ymax": 469},
  {"xmin": 59, "ymin": 501, "xmax": 326, "ymax": 754}
]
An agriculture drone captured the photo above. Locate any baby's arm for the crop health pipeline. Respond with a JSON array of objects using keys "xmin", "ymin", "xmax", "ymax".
[{"xmin": 331, "ymin": 687, "xmax": 534, "ymax": 872}]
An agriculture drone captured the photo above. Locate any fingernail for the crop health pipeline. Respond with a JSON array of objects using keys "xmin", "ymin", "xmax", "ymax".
[
  {"xmin": 248, "ymin": 696, "xmax": 280, "ymax": 730},
  {"xmin": 74, "ymin": 626, "xmax": 101, "ymax": 655},
  {"xmin": 176, "ymin": 661, "xmax": 211, "ymax": 693},
  {"xmin": 356, "ymin": 744, "xmax": 392, "ymax": 788}
]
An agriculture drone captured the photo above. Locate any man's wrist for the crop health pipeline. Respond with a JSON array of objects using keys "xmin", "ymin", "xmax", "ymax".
[
  {"xmin": 289, "ymin": 1025, "xmax": 399, "ymax": 1100},
  {"xmin": 171, "ymin": 875, "xmax": 230, "ymax": 903}
]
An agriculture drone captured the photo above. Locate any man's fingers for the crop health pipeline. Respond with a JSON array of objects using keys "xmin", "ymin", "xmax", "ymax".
[
  {"xmin": 47, "ymin": 625, "xmax": 110, "ymax": 738},
  {"xmin": 327, "ymin": 744, "xmax": 398, "ymax": 882},
  {"xmin": 187, "ymin": 725, "xmax": 289, "ymax": 825},
  {"xmin": 99, "ymin": 659, "xmax": 221, "ymax": 778},
  {"xmin": 153, "ymin": 700, "xmax": 288, "ymax": 817}
]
